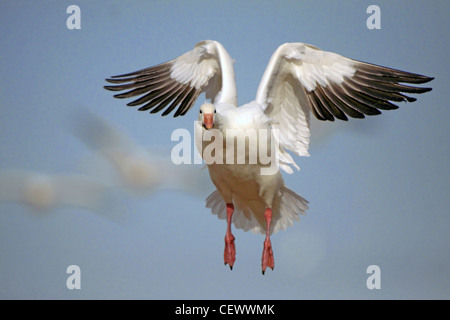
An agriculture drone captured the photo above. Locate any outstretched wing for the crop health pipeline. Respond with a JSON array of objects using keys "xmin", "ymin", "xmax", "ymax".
[
  {"xmin": 104, "ymin": 40, "xmax": 237, "ymax": 117},
  {"xmin": 256, "ymin": 43, "xmax": 433, "ymax": 162}
]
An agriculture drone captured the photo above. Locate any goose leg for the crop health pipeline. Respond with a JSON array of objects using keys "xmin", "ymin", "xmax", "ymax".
[
  {"xmin": 224, "ymin": 203, "xmax": 236, "ymax": 270},
  {"xmin": 261, "ymin": 208, "xmax": 274, "ymax": 275}
]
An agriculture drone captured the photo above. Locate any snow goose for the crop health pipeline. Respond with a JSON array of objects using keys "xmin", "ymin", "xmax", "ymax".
[
  {"xmin": 71, "ymin": 110, "xmax": 211, "ymax": 198},
  {"xmin": 104, "ymin": 40, "xmax": 433, "ymax": 274},
  {"xmin": 0, "ymin": 169, "xmax": 107, "ymax": 214}
]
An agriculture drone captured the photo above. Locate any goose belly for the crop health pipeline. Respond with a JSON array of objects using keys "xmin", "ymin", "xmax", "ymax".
[{"xmin": 207, "ymin": 161, "xmax": 283, "ymax": 207}]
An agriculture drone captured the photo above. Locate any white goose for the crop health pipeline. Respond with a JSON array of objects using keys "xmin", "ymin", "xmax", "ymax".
[
  {"xmin": 105, "ymin": 40, "xmax": 433, "ymax": 274},
  {"xmin": 71, "ymin": 109, "xmax": 211, "ymax": 198},
  {"xmin": 0, "ymin": 169, "xmax": 107, "ymax": 214}
]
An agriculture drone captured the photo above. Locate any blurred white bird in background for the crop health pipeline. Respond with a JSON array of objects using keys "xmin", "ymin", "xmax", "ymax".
[
  {"xmin": 71, "ymin": 109, "xmax": 212, "ymax": 198},
  {"xmin": 0, "ymin": 109, "xmax": 210, "ymax": 220},
  {"xmin": 0, "ymin": 169, "xmax": 108, "ymax": 214}
]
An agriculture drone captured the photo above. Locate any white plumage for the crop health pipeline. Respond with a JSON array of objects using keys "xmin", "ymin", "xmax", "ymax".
[
  {"xmin": 71, "ymin": 110, "xmax": 211, "ymax": 198},
  {"xmin": 0, "ymin": 169, "xmax": 107, "ymax": 213},
  {"xmin": 105, "ymin": 40, "xmax": 432, "ymax": 273}
]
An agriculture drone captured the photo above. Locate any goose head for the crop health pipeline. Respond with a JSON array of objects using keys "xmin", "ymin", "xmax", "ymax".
[{"xmin": 198, "ymin": 103, "xmax": 216, "ymax": 130}]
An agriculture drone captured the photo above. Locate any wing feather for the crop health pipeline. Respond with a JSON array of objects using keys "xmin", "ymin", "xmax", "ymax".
[
  {"xmin": 104, "ymin": 40, "xmax": 237, "ymax": 117},
  {"xmin": 256, "ymin": 42, "xmax": 433, "ymax": 172}
]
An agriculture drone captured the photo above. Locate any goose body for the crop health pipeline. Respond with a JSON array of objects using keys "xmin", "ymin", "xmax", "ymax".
[
  {"xmin": 105, "ymin": 40, "xmax": 433, "ymax": 273},
  {"xmin": 197, "ymin": 101, "xmax": 306, "ymax": 234}
]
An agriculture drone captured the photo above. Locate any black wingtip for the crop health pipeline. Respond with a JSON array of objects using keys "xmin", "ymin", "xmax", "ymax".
[
  {"xmin": 105, "ymin": 78, "xmax": 126, "ymax": 84},
  {"xmin": 418, "ymin": 76, "xmax": 435, "ymax": 84}
]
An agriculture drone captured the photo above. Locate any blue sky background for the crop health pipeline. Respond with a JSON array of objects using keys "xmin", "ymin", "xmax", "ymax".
[{"xmin": 0, "ymin": 0, "xmax": 448, "ymax": 299}]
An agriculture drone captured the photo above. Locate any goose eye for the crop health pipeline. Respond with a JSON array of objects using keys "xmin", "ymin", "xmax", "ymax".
[
  {"xmin": 199, "ymin": 110, "xmax": 203, "ymax": 114},
  {"xmin": 214, "ymin": 109, "xmax": 216, "ymax": 113}
]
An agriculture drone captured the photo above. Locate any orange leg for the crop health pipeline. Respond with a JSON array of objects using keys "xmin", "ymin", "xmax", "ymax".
[
  {"xmin": 261, "ymin": 208, "xmax": 274, "ymax": 275},
  {"xmin": 224, "ymin": 203, "xmax": 236, "ymax": 270}
]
